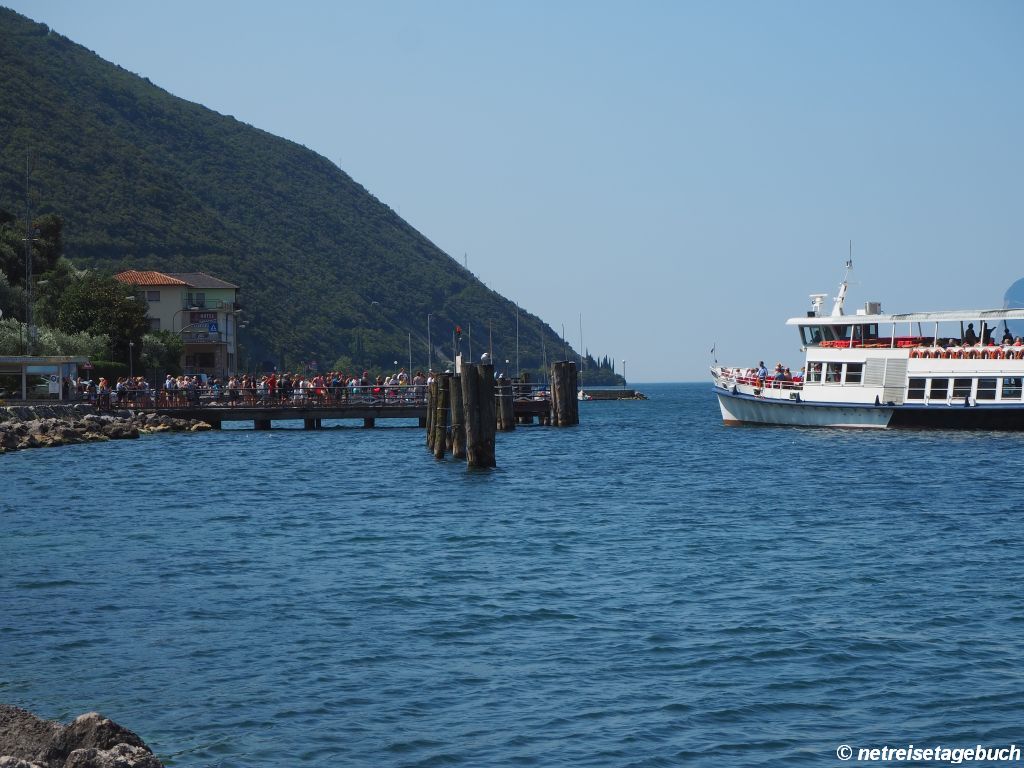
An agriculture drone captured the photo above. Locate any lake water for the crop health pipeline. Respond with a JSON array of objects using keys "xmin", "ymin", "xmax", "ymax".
[{"xmin": 3, "ymin": 383, "xmax": 1023, "ymax": 766}]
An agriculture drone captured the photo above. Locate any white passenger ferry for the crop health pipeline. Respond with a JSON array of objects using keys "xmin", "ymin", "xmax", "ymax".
[{"xmin": 711, "ymin": 264, "xmax": 1024, "ymax": 429}]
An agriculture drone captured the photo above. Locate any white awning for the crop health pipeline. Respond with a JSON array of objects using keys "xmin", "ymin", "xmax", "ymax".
[{"xmin": 786, "ymin": 309, "xmax": 1024, "ymax": 326}]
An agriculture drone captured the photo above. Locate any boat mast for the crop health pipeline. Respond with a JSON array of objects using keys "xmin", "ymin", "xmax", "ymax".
[{"xmin": 831, "ymin": 247, "xmax": 853, "ymax": 317}]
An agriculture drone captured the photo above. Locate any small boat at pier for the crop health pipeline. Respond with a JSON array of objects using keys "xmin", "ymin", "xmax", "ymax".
[{"xmin": 711, "ymin": 263, "xmax": 1024, "ymax": 429}]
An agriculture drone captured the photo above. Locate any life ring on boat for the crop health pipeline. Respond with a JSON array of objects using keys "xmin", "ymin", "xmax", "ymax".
[
  {"xmin": 909, "ymin": 349, "xmax": 921, "ymax": 358},
  {"xmin": 986, "ymin": 348, "xmax": 1004, "ymax": 360},
  {"xmin": 929, "ymin": 348, "xmax": 942, "ymax": 358},
  {"xmin": 1015, "ymin": 349, "xmax": 1024, "ymax": 360}
]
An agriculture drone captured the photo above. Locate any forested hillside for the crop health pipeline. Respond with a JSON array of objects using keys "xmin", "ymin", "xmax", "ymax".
[{"xmin": 0, "ymin": 8, "xmax": 620, "ymax": 381}]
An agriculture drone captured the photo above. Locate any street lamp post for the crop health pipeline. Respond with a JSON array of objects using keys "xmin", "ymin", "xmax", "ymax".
[
  {"xmin": 427, "ymin": 313, "xmax": 433, "ymax": 371},
  {"xmin": 172, "ymin": 305, "xmax": 200, "ymax": 333},
  {"xmin": 622, "ymin": 360, "xmax": 627, "ymax": 389},
  {"xmin": 129, "ymin": 341, "xmax": 135, "ymax": 379},
  {"xmin": 515, "ymin": 306, "xmax": 520, "ymax": 379}
]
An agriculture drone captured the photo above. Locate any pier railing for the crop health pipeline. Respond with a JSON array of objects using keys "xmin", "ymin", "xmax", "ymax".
[{"xmin": 90, "ymin": 382, "xmax": 552, "ymax": 412}]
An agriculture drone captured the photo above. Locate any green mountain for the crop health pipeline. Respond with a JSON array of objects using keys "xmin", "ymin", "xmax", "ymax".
[{"xmin": 0, "ymin": 7, "xmax": 619, "ymax": 381}]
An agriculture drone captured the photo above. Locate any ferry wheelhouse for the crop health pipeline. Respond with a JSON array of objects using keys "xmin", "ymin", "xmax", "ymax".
[{"xmin": 711, "ymin": 265, "xmax": 1024, "ymax": 429}]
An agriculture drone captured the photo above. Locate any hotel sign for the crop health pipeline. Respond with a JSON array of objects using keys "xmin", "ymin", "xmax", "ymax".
[{"xmin": 190, "ymin": 311, "xmax": 218, "ymax": 322}]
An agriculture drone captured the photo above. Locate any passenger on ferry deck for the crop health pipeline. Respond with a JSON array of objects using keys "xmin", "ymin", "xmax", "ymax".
[
  {"xmin": 964, "ymin": 323, "xmax": 979, "ymax": 345},
  {"xmin": 756, "ymin": 361, "xmax": 768, "ymax": 385},
  {"xmin": 783, "ymin": 367, "xmax": 793, "ymax": 382},
  {"xmin": 1015, "ymin": 337, "xmax": 1024, "ymax": 346}
]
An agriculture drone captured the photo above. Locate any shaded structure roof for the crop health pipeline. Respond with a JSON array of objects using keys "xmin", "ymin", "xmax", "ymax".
[{"xmin": 165, "ymin": 272, "xmax": 239, "ymax": 290}]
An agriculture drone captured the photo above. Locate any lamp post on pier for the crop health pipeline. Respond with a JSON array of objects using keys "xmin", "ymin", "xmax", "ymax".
[
  {"xmin": 129, "ymin": 341, "xmax": 134, "ymax": 379},
  {"xmin": 427, "ymin": 313, "xmax": 434, "ymax": 371},
  {"xmin": 622, "ymin": 360, "xmax": 627, "ymax": 389}
]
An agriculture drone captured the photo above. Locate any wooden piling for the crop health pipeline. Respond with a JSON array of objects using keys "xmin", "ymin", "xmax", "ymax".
[
  {"xmin": 450, "ymin": 374, "xmax": 466, "ymax": 459},
  {"xmin": 516, "ymin": 372, "xmax": 532, "ymax": 424},
  {"xmin": 496, "ymin": 376, "xmax": 515, "ymax": 432},
  {"xmin": 426, "ymin": 379, "xmax": 437, "ymax": 451},
  {"xmin": 460, "ymin": 363, "xmax": 496, "ymax": 467},
  {"xmin": 550, "ymin": 361, "xmax": 579, "ymax": 427},
  {"xmin": 461, "ymin": 364, "xmax": 480, "ymax": 464},
  {"xmin": 432, "ymin": 373, "xmax": 449, "ymax": 460},
  {"xmin": 477, "ymin": 363, "xmax": 497, "ymax": 466}
]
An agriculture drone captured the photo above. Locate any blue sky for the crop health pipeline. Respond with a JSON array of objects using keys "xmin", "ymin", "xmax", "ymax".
[{"xmin": 6, "ymin": 1, "xmax": 1023, "ymax": 381}]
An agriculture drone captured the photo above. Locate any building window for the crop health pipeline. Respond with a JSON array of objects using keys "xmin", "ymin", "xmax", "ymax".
[
  {"xmin": 188, "ymin": 292, "xmax": 206, "ymax": 308},
  {"xmin": 149, "ymin": 318, "xmax": 161, "ymax": 332},
  {"xmin": 1002, "ymin": 378, "xmax": 1022, "ymax": 400},
  {"xmin": 907, "ymin": 378, "xmax": 926, "ymax": 399},
  {"xmin": 929, "ymin": 379, "xmax": 949, "ymax": 400},
  {"xmin": 146, "ymin": 290, "xmax": 160, "ymax": 301},
  {"xmin": 977, "ymin": 378, "xmax": 997, "ymax": 400}
]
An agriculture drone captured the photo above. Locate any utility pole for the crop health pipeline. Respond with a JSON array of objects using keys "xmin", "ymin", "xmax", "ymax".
[{"xmin": 23, "ymin": 154, "xmax": 38, "ymax": 356}]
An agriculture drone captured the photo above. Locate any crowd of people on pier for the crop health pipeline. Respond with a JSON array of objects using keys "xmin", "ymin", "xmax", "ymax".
[{"xmin": 65, "ymin": 368, "xmax": 447, "ymax": 409}]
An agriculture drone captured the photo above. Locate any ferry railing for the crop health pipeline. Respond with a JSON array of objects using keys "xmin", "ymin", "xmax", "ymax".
[{"xmin": 719, "ymin": 369, "xmax": 803, "ymax": 391}]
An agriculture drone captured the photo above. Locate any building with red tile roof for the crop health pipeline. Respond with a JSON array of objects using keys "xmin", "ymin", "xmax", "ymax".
[{"xmin": 114, "ymin": 270, "xmax": 242, "ymax": 379}]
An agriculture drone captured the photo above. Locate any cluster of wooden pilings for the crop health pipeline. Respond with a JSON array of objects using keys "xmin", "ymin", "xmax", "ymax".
[
  {"xmin": 427, "ymin": 362, "xmax": 496, "ymax": 467},
  {"xmin": 426, "ymin": 360, "xmax": 579, "ymax": 468}
]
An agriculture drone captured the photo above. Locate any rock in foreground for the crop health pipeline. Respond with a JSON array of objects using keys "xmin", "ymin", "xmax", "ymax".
[
  {"xmin": 0, "ymin": 406, "xmax": 211, "ymax": 454},
  {"xmin": 0, "ymin": 706, "xmax": 163, "ymax": 768}
]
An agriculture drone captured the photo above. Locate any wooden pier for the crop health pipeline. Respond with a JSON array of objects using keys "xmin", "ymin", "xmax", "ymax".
[{"xmin": 152, "ymin": 396, "xmax": 552, "ymax": 430}]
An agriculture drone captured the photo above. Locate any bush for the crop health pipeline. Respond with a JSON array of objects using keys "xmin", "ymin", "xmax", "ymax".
[{"xmin": 89, "ymin": 360, "xmax": 129, "ymax": 383}]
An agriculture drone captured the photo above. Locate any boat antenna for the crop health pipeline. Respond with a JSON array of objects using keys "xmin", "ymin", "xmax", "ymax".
[{"xmin": 831, "ymin": 249, "xmax": 853, "ymax": 317}]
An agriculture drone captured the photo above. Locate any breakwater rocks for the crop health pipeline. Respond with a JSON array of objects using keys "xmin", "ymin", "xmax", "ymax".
[
  {"xmin": 0, "ymin": 405, "xmax": 211, "ymax": 453},
  {"xmin": 0, "ymin": 705, "xmax": 163, "ymax": 768}
]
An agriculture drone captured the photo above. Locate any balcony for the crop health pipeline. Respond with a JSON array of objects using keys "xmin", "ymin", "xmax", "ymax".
[
  {"xmin": 181, "ymin": 331, "xmax": 227, "ymax": 344},
  {"xmin": 181, "ymin": 299, "xmax": 241, "ymax": 311}
]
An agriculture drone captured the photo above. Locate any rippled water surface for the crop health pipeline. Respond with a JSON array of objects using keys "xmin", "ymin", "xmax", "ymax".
[{"xmin": 3, "ymin": 383, "xmax": 1024, "ymax": 766}]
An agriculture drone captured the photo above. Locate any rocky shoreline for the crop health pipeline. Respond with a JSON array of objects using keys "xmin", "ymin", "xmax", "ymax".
[
  {"xmin": 0, "ymin": 405, "xmax": 212, "ymax": 453},
  {"xmin": 0, "ymin": 705, "xmax": 164, "ymax": 768}
]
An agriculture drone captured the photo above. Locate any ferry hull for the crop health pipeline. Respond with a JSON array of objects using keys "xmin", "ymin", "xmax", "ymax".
[
  {"xmin": 889, "ymin": 406, "xmax": 1024, "ymax": 430},
  {"xmin": 716, "ymin": 389, "xmax": 1024, "ymax": 430},
  {"xmin": 715, "ymin": 389, "xmax": 892, "ymax": 428}
]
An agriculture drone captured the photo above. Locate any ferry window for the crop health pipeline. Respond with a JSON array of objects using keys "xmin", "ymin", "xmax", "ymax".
[
  {"xmin": 1002, "ymin": 378, "xmax": 1022, "ymax": 399},
  {"xmin": 845, "ymin": 363, "xmax": 863, "ymax": 384},
  {"xmin": 977, "ymin": 378, "xmax": 997, "ymax": 400},
  {"xmin": 825, "ymin": 363, "xmax": 842, "ymax": 383},
  {"xmin": 953, "ymin": 378, "xmax": 973, "ymax": 398},
  {"xmin": 806, "ymin": 362, "xmax": 823, "ymax": 383},
  {"xmin": 929, "ymin": 379, "xmax": 948, "ymax": 399},
  {"xmin": 907, "ymin": 378, "xmax": 926, "ymax": 399},
  {"xmin": 800, "ymin": 326, "xmax": 823, "ymax": 346}
]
